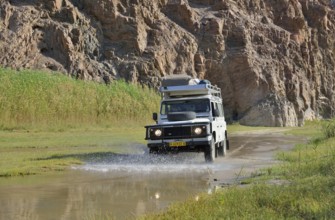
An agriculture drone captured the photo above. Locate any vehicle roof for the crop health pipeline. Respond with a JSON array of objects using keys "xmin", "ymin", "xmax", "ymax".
[
  {"xmin": 162, "ymin": 95, "xmax": 222, "ymax": 103},
  {"xmin": 160, "ymin": 84, "xmax": 221, "ymax": 99}
]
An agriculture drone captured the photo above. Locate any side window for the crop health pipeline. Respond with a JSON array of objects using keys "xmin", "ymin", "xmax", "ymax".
[
  {"xmin": 212, "ymin": 102, "xmax": 224, "ymax": 117},
  {"xmin": 211, "ymin": 102, "xmax": 215, "ymax": 117},
  {"xmin": 217, "ymin": 103, "xmax": 224, "ymax": 117}
]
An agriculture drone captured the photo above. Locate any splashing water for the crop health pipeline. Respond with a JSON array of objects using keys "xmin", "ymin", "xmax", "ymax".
[{"xmin": 73, "ymin": 151, "xmax": 222, "ymax": 174}]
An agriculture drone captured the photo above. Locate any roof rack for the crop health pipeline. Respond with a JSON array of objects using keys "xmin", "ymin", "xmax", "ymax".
[{"xmin": 160, "ymin": 83, "xmax": 221, "ymax": 99}]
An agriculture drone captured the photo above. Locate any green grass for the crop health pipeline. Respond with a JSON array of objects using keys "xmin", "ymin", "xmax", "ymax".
[
  {"xmin": 0, "ymin": 68, "xmax": 160, "ymax": 130},
  {"xmin": 0, "ymin": 68, "xmax": 159, "ymax": 177},
  {"xmin": 228, "ymin": 123, "xmax": 286, "ymax": 134},
  {"xmin": 285, "ymin": 120, "xmax": 323, "ymax": 137},
  {"xmin": 0, "ymin": 126, "xmax": 146, "ymax": 177},
  {"xmin": 142, "ymin": 120, "xmax": 335, "ymax": 220}
]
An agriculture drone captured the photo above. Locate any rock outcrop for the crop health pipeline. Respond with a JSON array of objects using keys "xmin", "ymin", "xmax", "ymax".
[{"xmin": 0, "ymin": 0, "xmax": 335, "ymax": 126}]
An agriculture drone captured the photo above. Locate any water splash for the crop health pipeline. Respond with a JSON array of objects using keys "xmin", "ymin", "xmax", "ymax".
[{"xmin": 73, "ymin": 152, "xmax": 220, "ymax": 174}]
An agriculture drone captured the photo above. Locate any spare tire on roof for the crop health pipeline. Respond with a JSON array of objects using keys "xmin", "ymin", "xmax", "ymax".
[
  {"xmin": 167, "ymin": 112, "xmax": 196, "ymax": 121},
  {"xmin": 199, "ymin": 79, "xmax": 211, "ymax": 85}
]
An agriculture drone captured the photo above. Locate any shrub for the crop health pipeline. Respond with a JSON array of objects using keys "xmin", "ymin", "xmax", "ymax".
[{"xmin": 322, "ymin": 119, "xmax": 335, "ymax": 138}]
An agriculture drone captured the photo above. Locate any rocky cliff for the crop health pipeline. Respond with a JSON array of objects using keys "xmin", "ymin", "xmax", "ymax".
[{"xmin": 1, "ymin": 0, "xmax": 335, "ymax": 126}]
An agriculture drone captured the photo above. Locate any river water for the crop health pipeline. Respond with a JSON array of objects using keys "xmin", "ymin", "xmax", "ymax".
[
  {"xmin": 0, "ymin": 153, "xmax": 217, "ymax": 220},
  {"xmin": 0, "ymin": 132, "xmax": 305, "ymax": 220}
]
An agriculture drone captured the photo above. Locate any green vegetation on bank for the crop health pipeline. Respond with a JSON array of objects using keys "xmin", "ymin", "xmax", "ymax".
[
  {"xmin": 227, "ymin": 123, "xmax": 284, "ymax": 133},
  {"xmin": 0, "ymin": 68, "xmax": 160, "ymax": 130},
  {"xmin": 0, "ymin": 127, "xmax": 145, "ymax": 177},
  {"xmin": 0, "ymin": 68, "xmax": 159, "ymax": 177},
  {"xmin": 143, "ymin": 121, "xmax": 335, "ymax": 220}
]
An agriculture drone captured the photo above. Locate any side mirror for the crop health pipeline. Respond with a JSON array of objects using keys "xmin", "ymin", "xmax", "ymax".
[{"xmin": 152, "ymin": 113, "xmax": 158, "ymax": 121}]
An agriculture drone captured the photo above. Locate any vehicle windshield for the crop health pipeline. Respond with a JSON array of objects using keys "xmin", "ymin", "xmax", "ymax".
[{"xmin": 161, "ymin": 99, "xmax": 210, "ymax": 115}]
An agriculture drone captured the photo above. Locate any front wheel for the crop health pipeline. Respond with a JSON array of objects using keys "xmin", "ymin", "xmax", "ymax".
[
  {"xmin": 204, "ymin": 139, "xmax": 215, "ymax": 163},
  {"xmin": 149, "ymin": 148, "xmax": 158, "ymax": 154}
]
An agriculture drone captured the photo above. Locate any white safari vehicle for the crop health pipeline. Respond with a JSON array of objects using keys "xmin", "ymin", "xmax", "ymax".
[{"xmin": 145, "ymin": 75, "xmax": 229, "ymax": 162}]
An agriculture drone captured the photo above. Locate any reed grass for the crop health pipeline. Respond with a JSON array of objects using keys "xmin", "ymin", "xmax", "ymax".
[
  {"xmin": 0, "ymin": 68, "xmax": 160, "ymax": 130},
  {"xmin": 0, "ymin": 68, "xmax": 158, "ymax": 177},
  {"xmin": 322, "ymin": 119, "xmax": 335, "ymax": 138}
]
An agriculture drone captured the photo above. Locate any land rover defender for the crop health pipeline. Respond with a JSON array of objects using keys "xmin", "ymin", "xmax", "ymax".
[{"xmin": 145, "ymin": 75, "xmax": 229, "ymax": 162}]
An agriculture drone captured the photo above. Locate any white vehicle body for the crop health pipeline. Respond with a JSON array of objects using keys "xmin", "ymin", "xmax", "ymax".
[{"xmin": 145, "ymin": 75, "xmax": 229, "ymax": 162}]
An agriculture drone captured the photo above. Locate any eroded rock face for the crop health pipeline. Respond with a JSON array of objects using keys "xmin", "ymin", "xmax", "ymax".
[{"xmin": 0, "ymin": 0, "xmax": 334, "ymax": 126}]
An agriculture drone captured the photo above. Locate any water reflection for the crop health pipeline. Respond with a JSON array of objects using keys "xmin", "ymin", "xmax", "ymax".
[{"xmin": 0, "ymin": 153, "xmax": 211, "ymax": 220}]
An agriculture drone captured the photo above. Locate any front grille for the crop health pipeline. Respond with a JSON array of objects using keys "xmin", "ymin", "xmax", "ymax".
[
  {"xmin": 163, "ymin": 126, "xmax": 192, "ymax": 139},
  {"xmin": 145, "ymin": 124, "xmax": 209, "ymax": 140}
]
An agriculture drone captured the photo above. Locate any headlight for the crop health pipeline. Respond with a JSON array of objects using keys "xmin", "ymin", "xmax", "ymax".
[
  {"xmin": 194, "ymin": 127, "xmax": 203, "ymax": 135},
  {"xmin": 154, "ymin": 129, "xmax": 162, "ymax": 137},
  {"xmin": 149, "ymin": 128, "xmax": 163, "ymax": 139}
]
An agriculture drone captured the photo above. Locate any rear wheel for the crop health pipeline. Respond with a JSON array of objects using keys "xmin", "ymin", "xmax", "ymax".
[
  {"xmin": 225, "ymin": 131, "xmax": 230, "ymax": 150},
  {"xmin": 204, "ymin": 139, "xmax": 215, "ymax": 163},
  {"xmin": 218, "ymin": 140, "xmax": 227, "ymax": 157}
]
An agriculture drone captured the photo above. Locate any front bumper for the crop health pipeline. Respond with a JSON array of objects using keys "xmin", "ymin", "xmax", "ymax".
[{"xmin": 147, "ymin": 137, "xmax": 212, "ymax": 152}]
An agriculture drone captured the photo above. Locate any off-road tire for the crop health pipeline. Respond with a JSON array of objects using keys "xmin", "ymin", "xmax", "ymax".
[
  {"xmin": 149, "ymin": 148, "xmax": 158, "ymax": 154},
  {"xmin": 225, "ymin": 131, "xmax": 230, "ymax": 150},
  {"xmin": 204, "ymin": 139, "xmax": 215, "ymax": 163},
  {"xmin": 218, "ymin": 140, "xmax": 227, "ymax": 157},
  {"xmin": 149, "ymin": 148, "xmax": 169, "ymax": 154}
]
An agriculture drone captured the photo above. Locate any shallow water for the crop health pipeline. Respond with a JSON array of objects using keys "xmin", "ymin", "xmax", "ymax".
[{"xmin": 0, "ymin": 153, "xmax": 215, "ymax": 220}]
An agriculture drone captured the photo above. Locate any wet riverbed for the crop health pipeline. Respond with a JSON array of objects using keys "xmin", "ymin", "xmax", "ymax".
[{"xmin": 0, "ymin": 132, "xmax": 306, "ymax": 220}]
